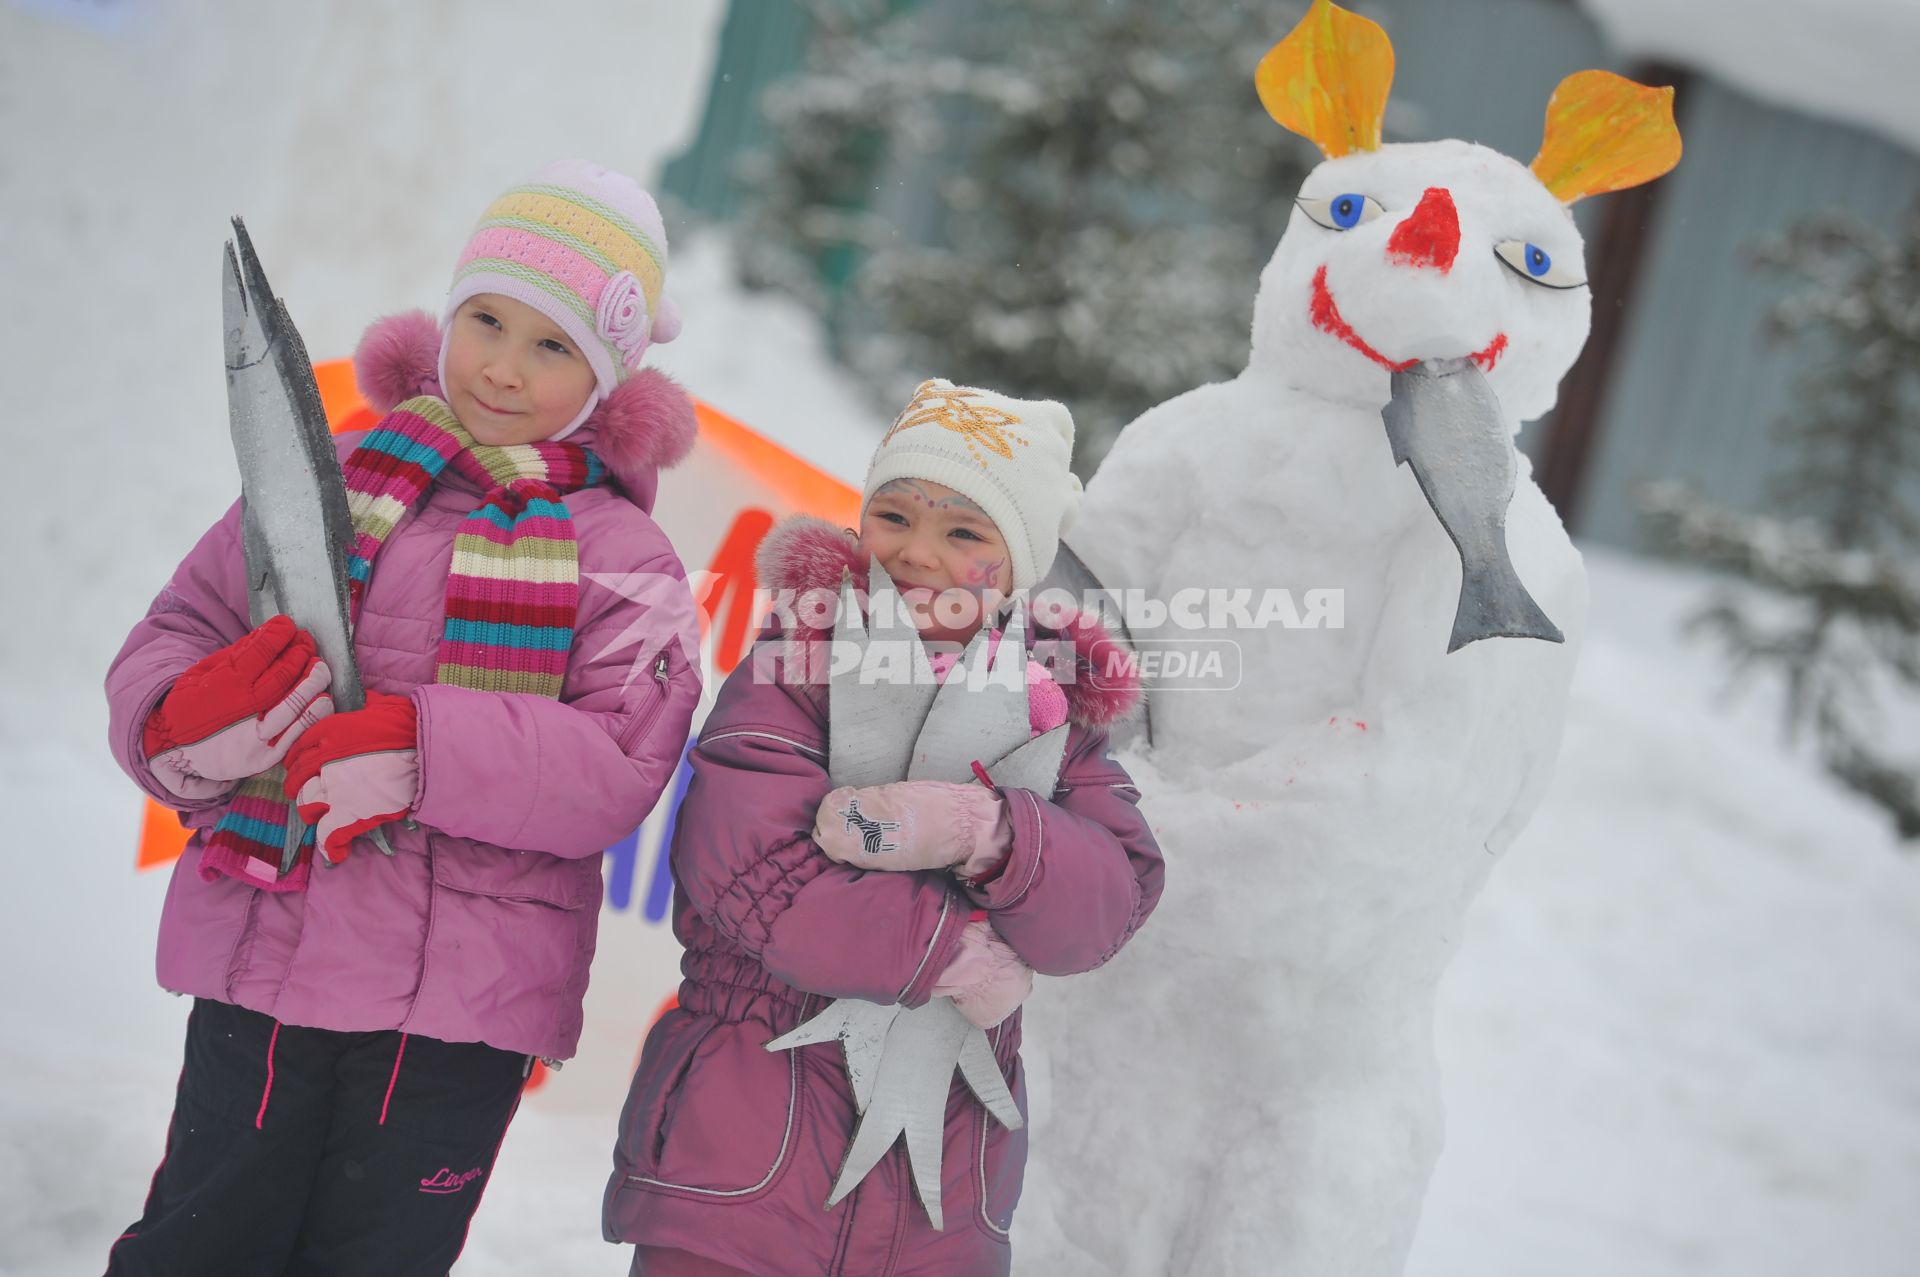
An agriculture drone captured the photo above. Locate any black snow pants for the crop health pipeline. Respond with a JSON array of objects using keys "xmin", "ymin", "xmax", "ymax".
[{"xmin": 105, "ymin": 997, "xmax": 530, "ymax": 1277}]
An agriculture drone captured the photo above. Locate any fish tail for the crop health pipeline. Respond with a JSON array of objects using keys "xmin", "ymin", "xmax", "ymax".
[{"xmin": 1450, "ymin": 545, "xmax": 1564, "ymax": 652}]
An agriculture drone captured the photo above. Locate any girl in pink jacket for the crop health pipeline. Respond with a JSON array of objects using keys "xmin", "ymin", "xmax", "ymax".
[
  {"xmin": 605, "ymin": 379, "xmax": 1164, "ymax": 1276},
  {"xmin": 103, "ymin": 162, "xmax": 703, "ymax": 1276}
]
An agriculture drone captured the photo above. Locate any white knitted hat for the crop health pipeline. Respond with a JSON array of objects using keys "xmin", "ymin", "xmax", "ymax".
[{"xmin": 861, "ymin": 379, "xmax": 1083, "ymax": 592}]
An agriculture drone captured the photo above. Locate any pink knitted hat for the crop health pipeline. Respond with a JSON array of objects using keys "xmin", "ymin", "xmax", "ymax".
[{"xmin": 439, "ymin": 160, "xmax": 684, "ymax": 440}]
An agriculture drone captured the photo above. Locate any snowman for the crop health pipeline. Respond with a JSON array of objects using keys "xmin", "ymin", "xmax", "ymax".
[{"xmin": 1017, "ymin": 3, "xmax": 1681, "ymax": 1273}]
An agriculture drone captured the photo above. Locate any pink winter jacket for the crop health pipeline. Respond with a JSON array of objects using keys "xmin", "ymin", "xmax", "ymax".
[
  {"xmin": 104, "ymin": 320, "xmax": 703, "ymax": 1061},
  {"xmin": 603, "ymin": 517, "xmax": 1164, "ymax": 1276}
]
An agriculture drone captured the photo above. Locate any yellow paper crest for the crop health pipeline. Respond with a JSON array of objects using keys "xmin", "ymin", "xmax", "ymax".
[
  {"xmin": 1256, "ymin": 0, "xmax": 1394, "ymax": 158},
  {"xmin": 1530, "ymin": 70, "xmax": 1683, "ymax": 204}
]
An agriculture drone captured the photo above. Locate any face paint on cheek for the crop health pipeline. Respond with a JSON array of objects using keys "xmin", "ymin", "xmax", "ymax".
[{"xmin": 962, "ymin": 557, "xmax": 1006, "ymax": 588}]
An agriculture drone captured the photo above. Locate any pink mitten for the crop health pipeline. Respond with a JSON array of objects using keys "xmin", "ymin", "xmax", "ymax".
[
  {"xmin": 1026, "ymin": 662, "xmax": 1068, "ymax": 735},
  {"xmin": 142, "ymin": 615, "xmax": 335, "ymax": 801},
  {"xmin": 281, "ymin": 692, "xmax": 419, "ymax": 865},
  {"xmin": 813, "ymin": 780, "xmax": 1011, "ymax": 874},
  {"xmin": 931, "ymin": 920, "xmax": 1033, "ymax": 1029}
]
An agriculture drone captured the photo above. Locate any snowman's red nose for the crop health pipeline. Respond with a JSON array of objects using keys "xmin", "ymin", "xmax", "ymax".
[{"xmin": 1386, "ymin": 187, "xmax": 1460, "ymax": 273}]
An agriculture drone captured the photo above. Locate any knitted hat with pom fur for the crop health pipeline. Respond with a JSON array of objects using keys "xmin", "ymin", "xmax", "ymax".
[
  {"xmin": 862, "ymin": 379, "xmax": 1082, "ymax": 593},
  {"xmin": 439, "ymin": 159, "xmax": 683, "ymax": 441}
]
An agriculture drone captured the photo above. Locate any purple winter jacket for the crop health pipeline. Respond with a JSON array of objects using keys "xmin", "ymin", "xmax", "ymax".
[
  {"xmin": 105, "ymin": 355, "xmax": 703, "ymax": 1062},
  {"xmin": 603, "ymin": 516, "xmax": 1164, "ymax": 1276}
]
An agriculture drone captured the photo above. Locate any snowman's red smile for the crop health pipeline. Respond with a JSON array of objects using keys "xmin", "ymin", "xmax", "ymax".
[{"xmin": 1309, "ymin": 265, "xmax": 1509, "ymax": 373}]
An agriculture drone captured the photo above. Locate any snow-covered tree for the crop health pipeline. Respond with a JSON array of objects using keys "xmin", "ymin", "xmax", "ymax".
[
  {"xmin": 734, "ymin": 0, "xmax": 1318, "ymax": 469},
  {"xmin": 1644, "ymin": 207, "xmax": 1920, "ymax": 838}
]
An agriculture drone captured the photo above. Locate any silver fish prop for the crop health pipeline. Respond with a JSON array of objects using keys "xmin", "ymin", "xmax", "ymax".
[
  {"xmin": 223, "ymin": 217, "xmax": 391, "ymax": 870},
  {"xmin": 1380, "ymin": 357, "xmax": 1564, "ymax": 653},
  {"xmin": 765, "ymin": 559, "xmax": 1057, "ymax": 1229}
]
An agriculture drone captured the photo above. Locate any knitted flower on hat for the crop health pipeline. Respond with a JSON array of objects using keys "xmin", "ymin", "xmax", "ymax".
[
  {"xmin": 862, "ymin": 379, "xmax": 1083, "ymax": 593},
  {"xmin": 441, "ymin": 160, "xmax": 684, "ymax": 439}
]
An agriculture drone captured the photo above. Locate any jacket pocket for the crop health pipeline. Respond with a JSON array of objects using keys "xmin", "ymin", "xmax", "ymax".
[
  {"xmin": 615, "ymin": 651, "xmax": 675, "ymax": 755},
  {"xmin": 612, "ymin": 1009, "xmax": 716, "ymax": 1181},
  {"xmin": 626, "ymin": 1014, "xmax": 804, "ymax": 1200},
  {"xmin": 418, "ymin": 838, "xmax": 602, "ymax": 1052},
  {"xmin": 972, "ymin": 1033, "xmax": 1029, "ymax": 1242},
  {"xmin": 430, "ymin": 839, "xmax": 603, "ymax": 909}
]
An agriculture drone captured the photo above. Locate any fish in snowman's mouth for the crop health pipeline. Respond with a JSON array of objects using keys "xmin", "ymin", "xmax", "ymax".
[{"xmin": 1308, "ymin": 265, "xmax": 1509, "ymax": 374}]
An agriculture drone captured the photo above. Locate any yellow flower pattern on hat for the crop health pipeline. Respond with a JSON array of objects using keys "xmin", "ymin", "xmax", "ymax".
[{"xmin": 885, "ymin": 380, "xmax": 1033, "ymax": 470}]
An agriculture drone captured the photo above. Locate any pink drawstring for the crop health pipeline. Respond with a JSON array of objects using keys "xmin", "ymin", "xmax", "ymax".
[
  {"xmin": 255, "ymin": 1022, "xmax": 281, "ymax": 1130},
  {"xmin": 379, "ymin": 1034, "xmax": 409, "ymax": 1126}
]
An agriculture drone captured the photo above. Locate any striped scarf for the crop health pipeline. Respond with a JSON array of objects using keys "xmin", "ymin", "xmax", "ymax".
[{"xmin": 200, "ymin": 395, "xmax": 606, "ymax": 890}]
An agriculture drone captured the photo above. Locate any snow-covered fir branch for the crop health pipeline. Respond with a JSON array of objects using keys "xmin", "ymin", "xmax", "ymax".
[
  {"xmin": 1641, "ymin": 207, "xmax": 1920, "ymax": 839},
  {"xmin": 1642, "ymin": 482, "xmax": 1920, "ymax": 633},
  {"xmin": 733, "ymin": 0, "xmax": 1319, "ymax": 467}
]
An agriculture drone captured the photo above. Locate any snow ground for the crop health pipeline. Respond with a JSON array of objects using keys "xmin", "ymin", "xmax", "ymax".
[
  {"xmin": 3, "ymin": 4, "xmax": 1918, "ymax": 1275},
  {"xmin": 1409, "ymin": 551, "xmax": 1920, "ymax": 1276}
]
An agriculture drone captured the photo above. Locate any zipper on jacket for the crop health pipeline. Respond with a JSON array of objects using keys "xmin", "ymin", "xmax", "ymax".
[{"xmin": 616, "ymin": 653, "xmax": 674, "ymax": 754}]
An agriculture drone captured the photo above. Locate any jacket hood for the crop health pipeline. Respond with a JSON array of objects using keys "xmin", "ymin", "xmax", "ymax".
[
  {"xmin": 352, "ymin": 309, "xmax": 697, "ymax": 514},
  {"xmin": 753, "ymin": 514, "xmax": 1142, "ymax": 730}
]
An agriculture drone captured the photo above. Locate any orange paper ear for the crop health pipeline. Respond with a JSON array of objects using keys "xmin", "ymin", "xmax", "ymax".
[
  {"xmin": 1256, "ymin": 0, "xmax": 1394, "ymax": 158},
  {"xmin": 1530, "ymin": 70, "xmax": 1683, "ymax": 204}
]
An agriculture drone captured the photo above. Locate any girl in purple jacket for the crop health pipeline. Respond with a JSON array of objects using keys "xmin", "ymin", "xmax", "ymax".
[
  {"xmin": 103, "ymin": 162, "xmax": 704, "ymax": 1276},
  {"xmin": 605, "ymin": 379, "xmax": 1165, "ymax": 1276}
]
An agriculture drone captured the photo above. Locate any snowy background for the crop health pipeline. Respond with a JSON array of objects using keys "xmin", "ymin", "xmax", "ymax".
[{"xmin": 3, "ymin": 2, "xmax": 1917, "ymax": 1274}]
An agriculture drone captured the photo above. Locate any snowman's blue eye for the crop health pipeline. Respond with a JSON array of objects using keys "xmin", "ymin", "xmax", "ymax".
[
  {"xmin": 1295, "ymin": 193, "xmax": 1386, "ymax": 232},
  {"xmin": 1494, "ymin": 239, "xmax": 1587, "ymax": 289}
]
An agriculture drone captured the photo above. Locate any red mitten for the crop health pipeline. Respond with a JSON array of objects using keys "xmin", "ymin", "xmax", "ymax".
[
  {"xmin": 141, "ymin": 614, "xmax": 334, "ymax": 801},
  {"xmin": 281, "ymin": 691, "xmax": 420, "ymax": 865}
]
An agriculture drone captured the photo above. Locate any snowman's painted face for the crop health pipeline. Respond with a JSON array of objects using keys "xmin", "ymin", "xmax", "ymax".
[{"xmin": 1249, "ymin": 139, "xmax": 1593, "ymax": 423}]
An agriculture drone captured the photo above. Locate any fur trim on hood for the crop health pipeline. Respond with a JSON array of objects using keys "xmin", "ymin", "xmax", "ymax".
[
  {"xmin": 753, "ymin": 515, "xmax": 1142, "ymax": 729},
  {"xmin": 352, "ymin": 310, "xmax": 697, "ymax": 503}
]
